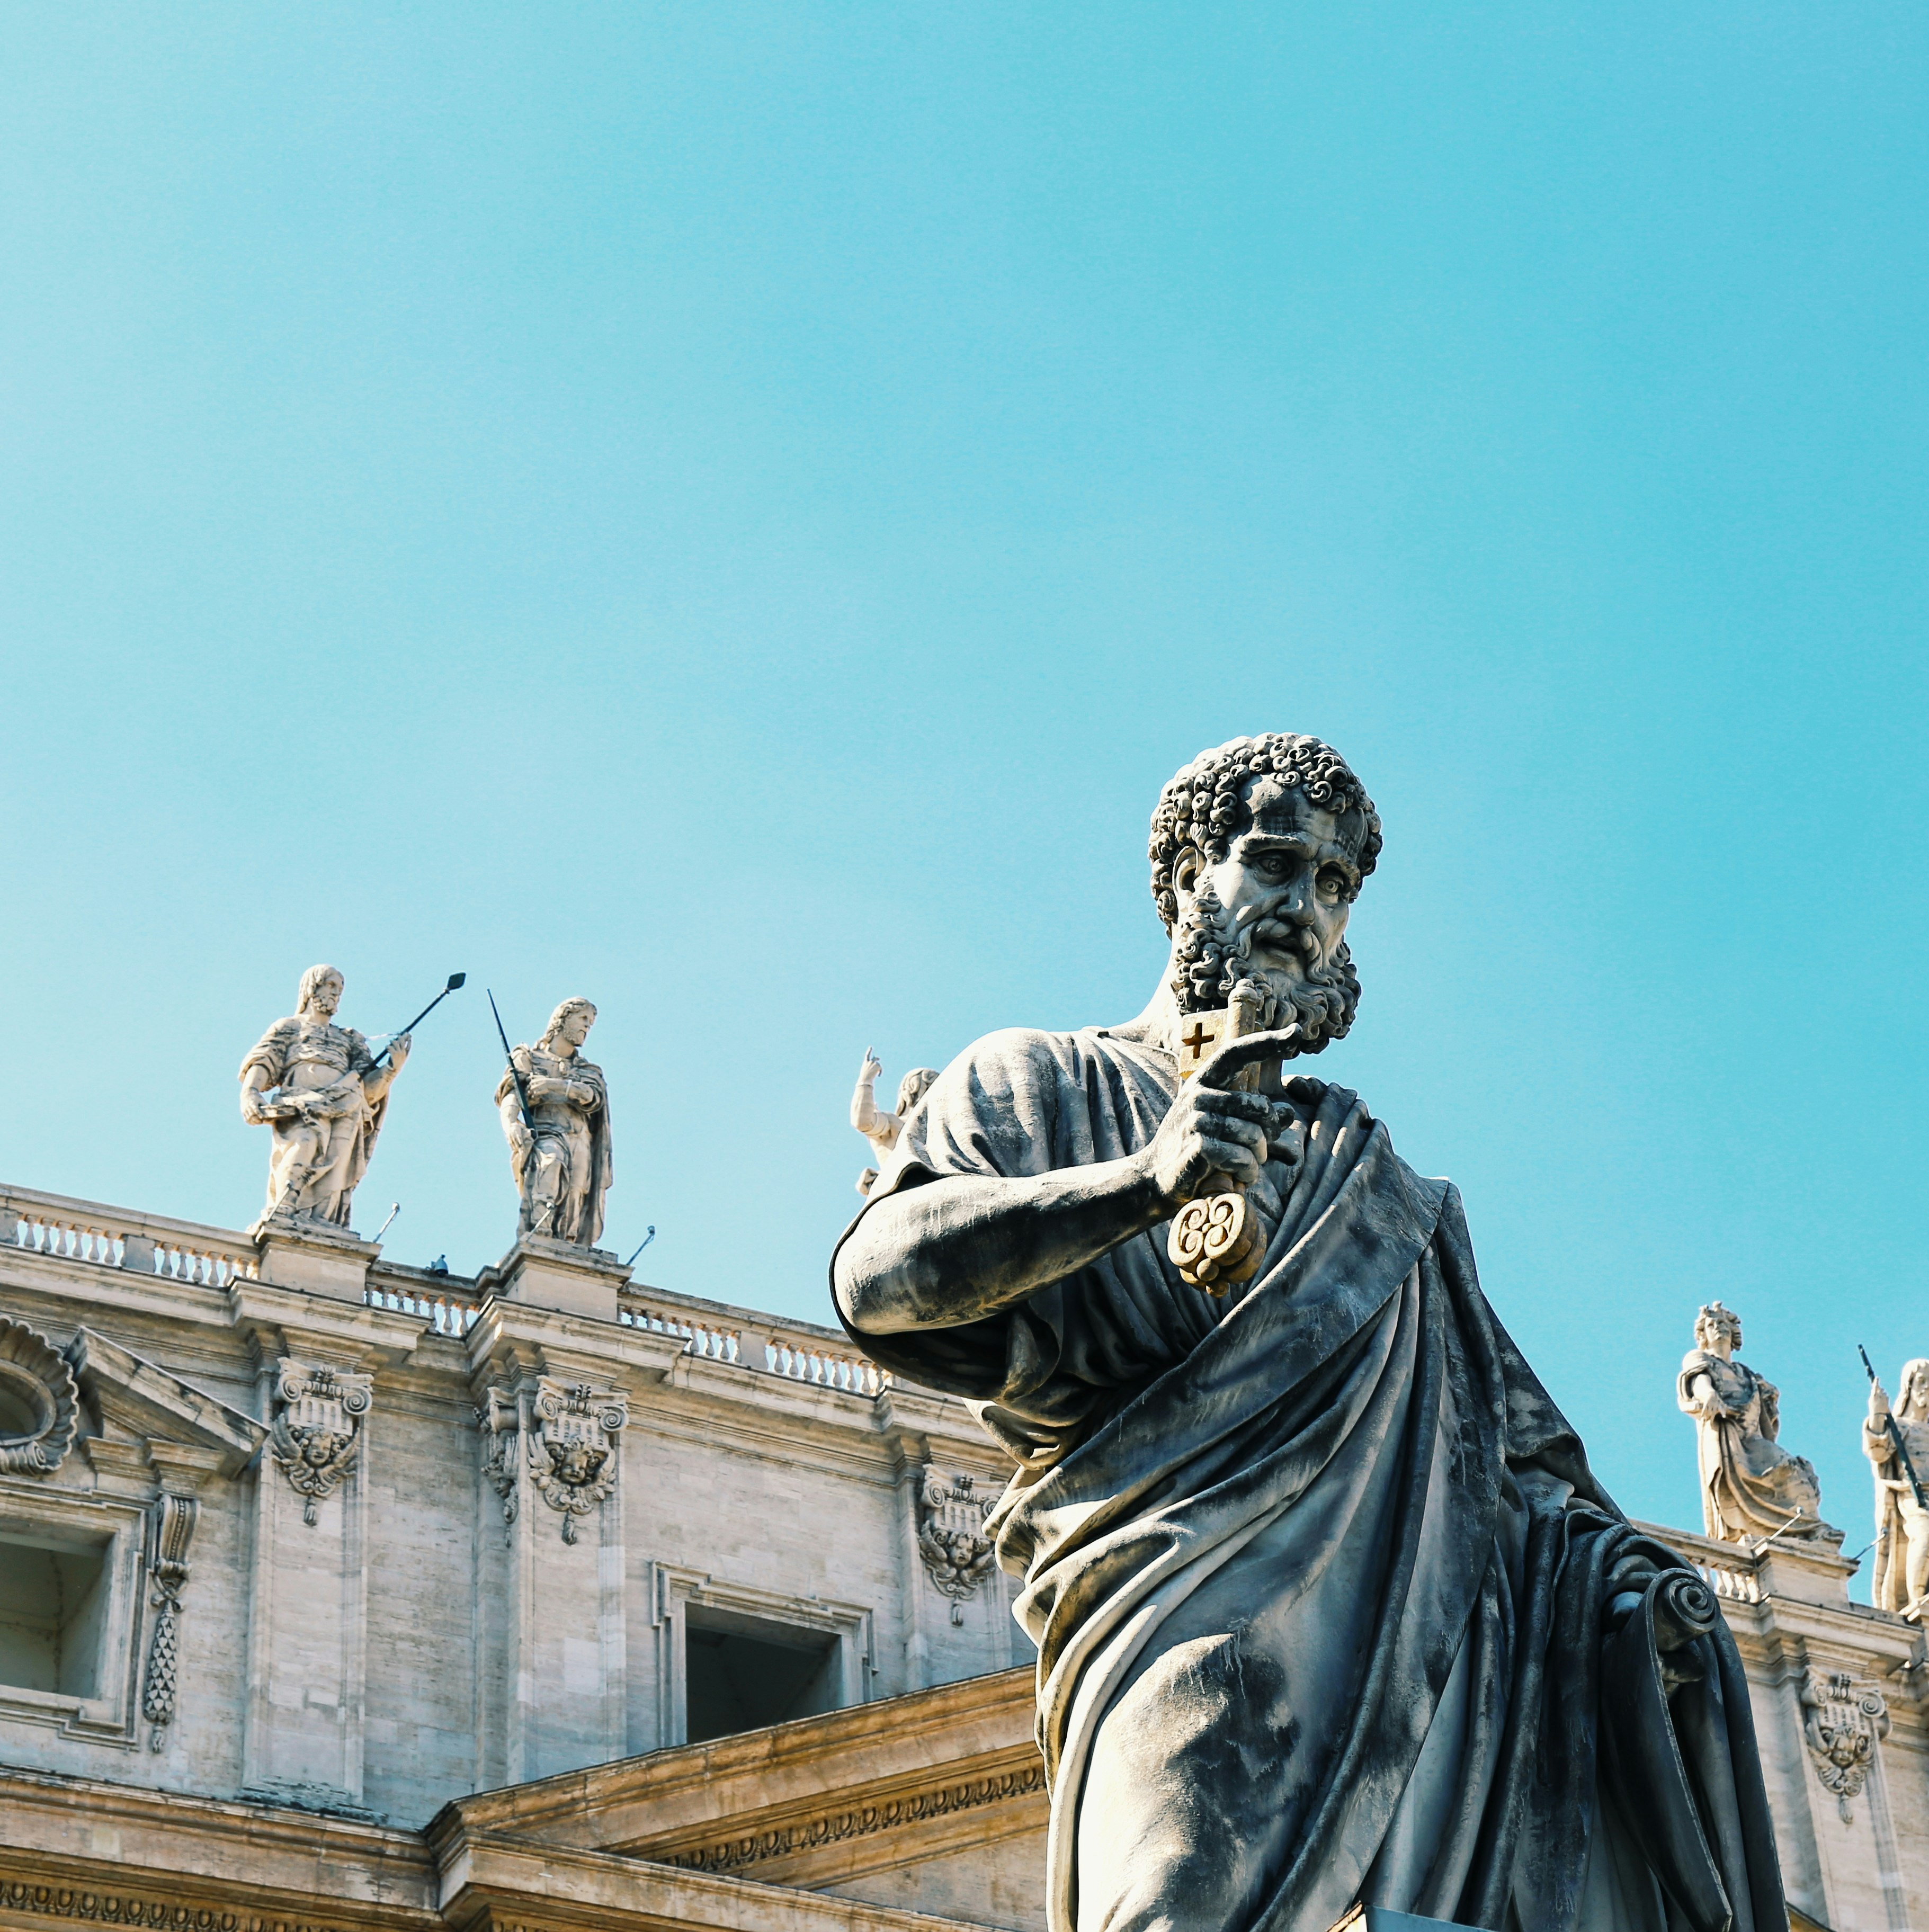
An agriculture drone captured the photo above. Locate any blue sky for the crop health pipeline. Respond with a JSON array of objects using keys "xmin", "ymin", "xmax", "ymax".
[{"xmin": 2, "ymin": 5, "xmax": 1924, "ymax": 1567}]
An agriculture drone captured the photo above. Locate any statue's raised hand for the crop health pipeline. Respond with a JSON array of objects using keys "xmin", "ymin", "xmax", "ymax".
[
  {"xmin": 860, "ymin": 1050, "xmax": 883, "ymax": 1085},
  {"xmin": 1144, "ymin": 1029, "xmax": 1301, "ymax": 1206},
  {"xmin": 1872, "ymin": 1378, "xmax": 1891, "ymax": 1422}
]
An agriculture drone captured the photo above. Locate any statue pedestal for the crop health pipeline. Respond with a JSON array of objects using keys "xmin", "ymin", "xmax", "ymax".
[
  {"xmin": 1757, "ymin": 1531, "xmax": 1854, "ymax": 1608},
  {"xmin": 252, "ymin": 1218, "xmax": 380, "ymax": 1304},
  {"xmin": 478, "ymin": 1236, "xmax": 631, "ymax": 1323}
]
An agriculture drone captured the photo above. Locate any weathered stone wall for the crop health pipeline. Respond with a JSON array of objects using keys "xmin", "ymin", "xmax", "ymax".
[{"xmin": 0, "ymin": 1184, "xmax": 1020, "ymax": 1830}]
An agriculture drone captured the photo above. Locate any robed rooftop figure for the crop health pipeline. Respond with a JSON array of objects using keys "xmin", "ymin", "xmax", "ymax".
[{"xmin": 833, "ymin": 735, "xmax": 1783, "ymax": 1932}]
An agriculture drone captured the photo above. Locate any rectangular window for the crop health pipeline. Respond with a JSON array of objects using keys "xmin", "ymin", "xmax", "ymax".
[
  {"xmin": 0, "ymin": 1529, "xmax": 110, "ymax": 1700},
  {"xmin": 684, "ymin": 1605, "xmax": 840, "ymax": 1743}
]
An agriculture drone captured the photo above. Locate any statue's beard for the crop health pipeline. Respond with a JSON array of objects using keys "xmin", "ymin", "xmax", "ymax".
[{"xmin": 1169, "ymin": 889, "xmax": 1361, "ymax": 1054}]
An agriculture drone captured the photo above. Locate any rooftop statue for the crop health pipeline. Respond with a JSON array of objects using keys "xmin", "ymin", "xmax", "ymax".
[
  {"xmin": 833, "ymin": 734, "xmax": 1785, "ymax": 1932},
  {"xmin": 239, "ymin": 965, "xmax": 409, "ymax": 1233},
  {"xmin": 496, "ymin": 998, "xmax": 612, "ymax": 1247},
  {"xmin": 1864, "ymin": 1357, "xmax": 1929, "ymax": 1617},
  {"xmin": 851, "ymin": 1051, "xmax": 939, "ymax": 1196},
  {"xmin": 1677, "ymin": 1300, "xmax": 1825, "ymax": 1544}
]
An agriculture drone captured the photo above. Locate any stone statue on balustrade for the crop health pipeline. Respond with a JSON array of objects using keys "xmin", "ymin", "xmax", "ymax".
[
  {"xmin": 1677, "ymin": 1300, "xmax": 1827, "ymax": 1544},
  {"xmin": 497, "ymin": 998, "xmax": 612, "ymax": 1247},
  {"xmin": 1864, "ymin": 1356, "xmax": 1929, "ymax": 1616},
  {"xmin": 239, "ymin": 965, "xmax": 409, "ymax": 1234},
  {"xmin": 851, "ymin": 1051, "xmax": 939, "ymax": 1196},
  {"xmin": 833, "ymin": 732, "xmax": 1787, "ymax": 1932}
]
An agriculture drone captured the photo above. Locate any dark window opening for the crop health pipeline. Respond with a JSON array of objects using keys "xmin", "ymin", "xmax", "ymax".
[
  {"xmin": 0, "ymin": 1532, "xmax": 109, "ymax": 1698},
  {"xmin": 684, "ymin": 1607, "xmax": 840, "ymax": 1744}
]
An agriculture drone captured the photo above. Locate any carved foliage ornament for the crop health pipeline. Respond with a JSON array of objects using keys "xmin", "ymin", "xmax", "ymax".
[
  {"xmin": 0, "ymin": 1317, "xmax": 81, "ymax": 1476},
  {"xmin": 141, "ymin": 1492, "xmax": 199, "ymax": 1750},
  {"xmin": 917, "ymin": 1470, "xmax": 997, "ymax": 1622},
  {"xmin": 528, "ymin": 1379, "xmax": 626, "ymax": 1544},
  {"xmin": 1800, "ymin": 1667, "xmax": 1890, "ymax": 1822},
  {"xmin": 269, "ymin": 1361, "xmax": 371, "ymax": 1526}
]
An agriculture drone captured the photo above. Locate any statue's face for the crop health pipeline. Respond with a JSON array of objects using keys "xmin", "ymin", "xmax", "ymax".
[
  {"xmin": 1178, "ymin": 782, "xmax": 1365, "ymax": 997},
  {"xmin": 561, "ymin": 1006, "xmax": 594, "ymax": 1049},
  {"xmin": 309, "ymin": 974, "xmax": 343, "ymax": 1018}
]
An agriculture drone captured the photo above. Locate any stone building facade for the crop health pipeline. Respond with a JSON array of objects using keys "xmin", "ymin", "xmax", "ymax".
[{"xmin": 1, "ymin": 1177, "xmax": 1927, "ymax": 1932}]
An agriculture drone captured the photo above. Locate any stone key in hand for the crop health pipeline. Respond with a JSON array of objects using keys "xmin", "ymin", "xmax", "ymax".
[{"xmin": 1167, "ymin": 1021, "xmax": 1300, "ymax": 1296}]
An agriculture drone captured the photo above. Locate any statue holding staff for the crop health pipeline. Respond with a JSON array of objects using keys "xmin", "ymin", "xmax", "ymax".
[
  {"xmin": 239, "ymin": 964, "xmax": 409, "ymax": 1232},
  {"xmin": 833, "ymin": 733, "xmax": 1785, "ymax": 1932},
  {"xmin": 1864, "ymin": 1357, "xmax": 1929, "ymax": 1616},
  {"xmin": 496, "ymin": 998, "xmax": 612, "ymax": 1247}
]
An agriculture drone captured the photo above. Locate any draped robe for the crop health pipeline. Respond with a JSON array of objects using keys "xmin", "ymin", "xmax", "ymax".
[{"xmin": 835, "ymin": 1026, "xmax": 1784, "ymax": 1932}]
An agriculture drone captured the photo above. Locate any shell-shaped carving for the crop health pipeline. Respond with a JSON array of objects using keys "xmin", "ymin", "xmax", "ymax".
[{"xmin": 0, "ymin": 1316, "xmax": 81, "ymax": 1475}]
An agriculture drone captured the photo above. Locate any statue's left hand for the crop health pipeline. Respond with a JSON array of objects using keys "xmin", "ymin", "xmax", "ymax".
[{"xmin": 386, "ymin": 1033, "xmax": 412, "ymax": 1068}]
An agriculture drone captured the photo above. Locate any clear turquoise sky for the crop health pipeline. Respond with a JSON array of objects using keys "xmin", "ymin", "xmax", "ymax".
[{"xmin": 3, "ymin": 6, "xmax": 1924, "ymax": 1564}]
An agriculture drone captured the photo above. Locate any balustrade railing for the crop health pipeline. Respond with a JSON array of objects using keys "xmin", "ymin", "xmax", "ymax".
[
  {"xmin": 621, "ymin": 1300, "xmax": 888, "ymax": 1395},
  {"xmin": 362, "ymin": 1284, "xmax": 482, "ymax": 1336},
  {"xmin": 3, "ymin": 1191, "xmax": 259, "ymax": 1289},
  {"xmin": 1, "ymin": 1184, "xmax": 888, "ymax": 1398},
  {"xmin": 1629, "ymin": 1519, "xmax": 1764, "ymax": 1604}
]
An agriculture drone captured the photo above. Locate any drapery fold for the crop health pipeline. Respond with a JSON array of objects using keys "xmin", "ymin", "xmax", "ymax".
[{"xmin": 834, "ymin": 1027, "xmax": 1783, "ymax": 1932}]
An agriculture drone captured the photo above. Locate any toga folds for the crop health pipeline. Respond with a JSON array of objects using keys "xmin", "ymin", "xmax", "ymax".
[{"xmin": 834, "ymin": 1026, "xmax": 1783, "ymax": 1932}]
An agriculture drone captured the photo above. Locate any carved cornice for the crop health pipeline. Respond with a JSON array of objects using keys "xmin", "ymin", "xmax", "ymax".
[
  {"xmin": 0, "ymin": 1882, "xmax": 360, "ymax": 1932},
  {"xmin": 650, "ymin": 1760, "xmax": 1047, "ymax": 1875}
]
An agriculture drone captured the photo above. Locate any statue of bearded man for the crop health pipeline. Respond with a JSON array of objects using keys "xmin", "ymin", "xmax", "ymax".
[
  {"xmin": 239, "ymin": 964, "xmax": 409, "ymax": 1232},
  {"xmin": 833, "ymin": 735, "xmax": 1785, "ymax": 1932},
  {"xmin": 496, "ymin": 998, "xmax": 612, "ymax": 1247}
]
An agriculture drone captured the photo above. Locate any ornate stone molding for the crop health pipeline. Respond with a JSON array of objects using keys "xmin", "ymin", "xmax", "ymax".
[
  {"xmin": 528, "ymin": 1378, "xmax": 626, "ymax": 1544},
  {"xmin": 0, "ymin": 1881, "xmax": 355, "ymax": 1932},
  {"xmin": 268, "ymin": 1360, "xmax": 371, "ymax": 1526},
  {"xmin": 1800, "ymin": 1666, "xmax": 1890, "ymax": 1821},
  {"xmin": 916, "ymin": 1470, "xmax": 997, "ymax": 1622},
  {"xmin": 476, "ymin": 1384, "xmax": 519, "ymax": 1536},
  {"xmin": 0, "ymin": 1316, "xmax": 82, "ymax": 1475},
  {"xmin": 140, "ymin": 1492, "xmax": 200, "ymax": 1751},
  {"xmin": 656, "ymin": 1760, "xmax": 1047, "ymax": 1875}
]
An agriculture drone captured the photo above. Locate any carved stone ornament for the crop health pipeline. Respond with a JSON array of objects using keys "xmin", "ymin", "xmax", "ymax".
[
  {"xmin": 1800, "ymin": 1666, "xmax": 1890, "ymax": 1822},
  {"xmin": 0, "ymin": 1316, "xmax": 82, "ymax": 1475},
  {"xmin": 141, "ymin": 1492, "xmax": 199, "ymax": 1750},
  {"xmin": 917, "ymin": 1470, "xmax": 997, "ymax": 1623},
  {"xmin": 528, "ymin": 1379, "xmax": 626, "ymax": 1544},
  {"xmin": 476, "ymin": 1384, "xmax": 519, "ymax": 1537},
  {"xmin": 269, "ymin": 1359, "xmax": 372, "ymax": 1526}
]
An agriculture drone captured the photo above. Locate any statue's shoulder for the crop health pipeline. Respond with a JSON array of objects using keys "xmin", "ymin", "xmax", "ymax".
[
  {"xmin": 950, "ymin": 1026, "xmax": 1099, "ymax": 1089},
  {"xmin": 1679, "ymin": 1347, "xmax": 1718, "ymax": 1376}
]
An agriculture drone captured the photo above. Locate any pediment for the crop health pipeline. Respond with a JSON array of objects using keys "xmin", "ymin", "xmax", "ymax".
[{"xmin": 67, "ymin": 1327, "xmax": 265, "ymax": 1477}]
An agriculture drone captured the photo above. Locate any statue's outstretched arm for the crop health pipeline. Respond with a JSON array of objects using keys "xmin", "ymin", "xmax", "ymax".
[{"xmin": 836, "ymin": 1071, "xmax": 1295, "ymax": 1335}]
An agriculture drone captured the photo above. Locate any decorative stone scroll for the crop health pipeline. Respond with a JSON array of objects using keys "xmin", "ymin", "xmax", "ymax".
[
  {"xmin": 916, "ymin": 1470, "xmax": 997, "ymax": 1623},
  {"xmin": 141, "ymin": 1492, "xmax": 199, "ymax": 1750},
  {"xmin": 1800, "ymin": 1667, "xmax": 1890, "ymax": 1822},
  {"xmin": 0, "ymin": 1317, "xmax": 81, "ymax": 1475},
  {"xmin": 528, "ymin": 1379, "xmax": 626, "ymax": 1544},
  {"xmin": 269, "ymin": 1361, "xmax": 372, "ymax": 1526},
  {"xmin": 476, "ymin": 1385, "xmax": 520, "ymax": 1536}
]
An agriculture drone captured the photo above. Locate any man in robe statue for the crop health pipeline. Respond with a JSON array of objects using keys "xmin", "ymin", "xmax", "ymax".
[
  {"xmin": 239, "ymin": 964, "xmax": 409, "ymax": 1232},
  {"xmin": 833, "ymin": 735, "xmax": 1784, "ymax": 1932},
  {"xmin": 1864, "ymin": 1357, "xmax": 1929, "ymax": 1617},
  {"xmin": 1677, "ymin": 1301, "xmax": 1823, "ymax": 1544},
  {"xmin": 497, "ymin": 997, "xmax": 612, "ymax": 1247}
]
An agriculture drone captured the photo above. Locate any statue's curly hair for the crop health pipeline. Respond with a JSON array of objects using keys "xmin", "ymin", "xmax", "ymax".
[{"xmin": 1148, "ymin": 734, "xmax": 1382, "ymax": 932}]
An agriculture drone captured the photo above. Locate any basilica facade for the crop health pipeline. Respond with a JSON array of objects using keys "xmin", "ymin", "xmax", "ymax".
[{"xmin": 0, "ymin": 1169, "xmax": 1923, "ymax": 1932}]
